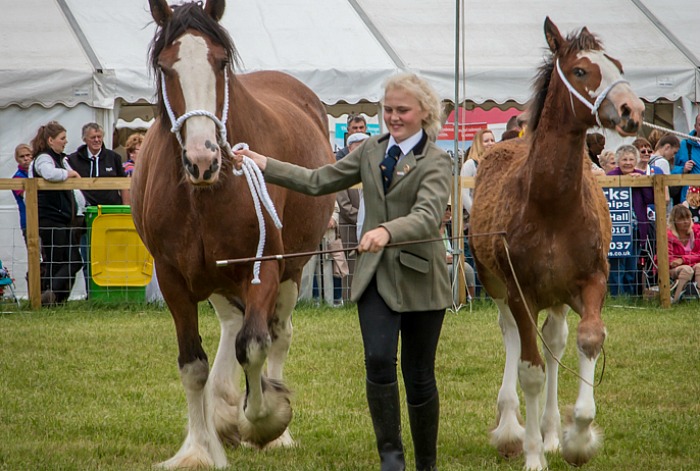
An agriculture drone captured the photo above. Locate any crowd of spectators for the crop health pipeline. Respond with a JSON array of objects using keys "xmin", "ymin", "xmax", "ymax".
[
  {"xmin": 7, "ymin": 111, "xmax": 700, "ymax": 305},
  {"xmin": 9, "ymin": 121, "xmax": 146, "ymax": 305}
]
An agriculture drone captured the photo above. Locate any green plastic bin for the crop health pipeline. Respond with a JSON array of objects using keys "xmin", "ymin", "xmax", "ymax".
[{"xmin": 85, "ymin": 205, "xmax": 153, "ymax": 303}]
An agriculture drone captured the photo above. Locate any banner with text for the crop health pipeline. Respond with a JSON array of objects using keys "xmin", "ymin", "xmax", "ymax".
[{"xmin": 604, "ymin": 187, "xmax": 634, "ymax": 258}]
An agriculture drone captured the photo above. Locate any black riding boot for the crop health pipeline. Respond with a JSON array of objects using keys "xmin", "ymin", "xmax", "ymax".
[
  {"xmin": 366, "ymin": 379, "xmax": 405, "ymax": 471},
  {"xmin": 408, "ymin": 393, "xmax": 439, "ymax": 471}
]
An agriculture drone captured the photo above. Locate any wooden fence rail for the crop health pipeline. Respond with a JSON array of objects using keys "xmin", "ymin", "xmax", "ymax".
[{"xmin": 3, "ymin": 174, "xmax": 700, "ymax": 309}]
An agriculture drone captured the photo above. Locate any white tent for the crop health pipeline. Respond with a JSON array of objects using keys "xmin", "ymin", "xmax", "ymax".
[{"xmin": 2, "ymin": 0, "xmax": 699, "ymax": 296}]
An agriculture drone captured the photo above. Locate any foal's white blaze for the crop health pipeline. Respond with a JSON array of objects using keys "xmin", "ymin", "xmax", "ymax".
[
  {"xmin": 173, "ymin": 33, "xmax": 222, "ymax": 183},
  {"xmin": 579, "ymin": 50, "xmax": 623, "ymax": 99}
]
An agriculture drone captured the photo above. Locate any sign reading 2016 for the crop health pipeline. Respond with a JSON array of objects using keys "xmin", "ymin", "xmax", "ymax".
[{"xmin": 603, "ymin": 187, "xmax": 633, "ymax": 258}]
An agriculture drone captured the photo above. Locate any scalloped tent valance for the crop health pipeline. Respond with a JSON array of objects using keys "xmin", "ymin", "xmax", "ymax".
[{"xmin": 1, "ymin": 0, "xmax": 698, "ymax": 110}]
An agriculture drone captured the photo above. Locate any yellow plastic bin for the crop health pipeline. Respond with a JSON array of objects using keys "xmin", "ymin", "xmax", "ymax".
[{"xmin": 85, "ymin": 205, "xmax": 153, "ymax": 303}]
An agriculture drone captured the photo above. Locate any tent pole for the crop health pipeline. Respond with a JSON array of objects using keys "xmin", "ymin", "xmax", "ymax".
[{"xmin": 451, "ymin": 0, "xmax": 466, "ymax": 307}]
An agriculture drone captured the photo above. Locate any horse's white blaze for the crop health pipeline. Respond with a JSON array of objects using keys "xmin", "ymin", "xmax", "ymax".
[
  {"xmin": 579, "ymin": 50, "xmax": 624, "ymax": 99},
  {"xmin": 173, "ymin": 33, "xmax": 221, "ymax": 177}
]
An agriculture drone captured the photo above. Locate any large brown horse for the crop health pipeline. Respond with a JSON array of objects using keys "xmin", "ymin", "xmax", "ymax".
[
  {"xmin": 470, "ymin": 18, "xmax": 644, "ymax": 471},
  {"xmin": 131, "ymin": 0, "xmax": 334, "ymax": 468}
]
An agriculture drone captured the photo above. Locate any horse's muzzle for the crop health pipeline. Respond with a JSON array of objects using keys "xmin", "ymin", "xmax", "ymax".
[{"xmin": 182, "ymin": 150, "xmax": 221, "ymax": 185}]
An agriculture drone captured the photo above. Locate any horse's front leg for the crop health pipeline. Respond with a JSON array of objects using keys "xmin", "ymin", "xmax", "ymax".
[
  {"xmin": 157, "ymin": 264, "xmax": 227, "ymax": 470},
  {"xmin": 207, "ymin": 293, "xmax": 245, "ymax": 447},
  {"xmin": 562, "ymin": 274, "xmax": 606, "ymax": 466},
  {"xmin": 260, "ymin": 278, "xmax": 298, "ymax": 449},
  {"xmin": 490, "ymin": 298, "xmax": 525, "ymax": 459},
  {"xmin": 509, "ymin": 294, "xmax": 547, "ymax": 471},
  {"xmin": 540, "ymin": 305, "xmax": 570, "ymax": 454},
  {"xmin": 236, "ymin": 261, "xmax": 292, "ymax": 448}
]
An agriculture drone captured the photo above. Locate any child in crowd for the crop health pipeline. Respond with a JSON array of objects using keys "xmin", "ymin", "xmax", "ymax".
[
  {"xmin": 12, "ymin": 144, "xmax": 33, "ymax": 243},
  {"xmin": 682, "ymin": 186, "xmax": 700, "ymax": 224}
]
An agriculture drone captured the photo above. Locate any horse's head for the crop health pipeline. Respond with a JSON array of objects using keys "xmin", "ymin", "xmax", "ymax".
[
  {"xmin": 543, "ymin": 17, "xmax": 644, "ymax": 136},
  {"xmin": 149, "ymin": 0, "xmax": 235, "ymax": 186}
]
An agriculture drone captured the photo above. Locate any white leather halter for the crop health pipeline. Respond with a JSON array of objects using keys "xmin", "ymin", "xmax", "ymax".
[{"xmin": 555, "ymin": 59, "xmax": 629, "ymax": 127}]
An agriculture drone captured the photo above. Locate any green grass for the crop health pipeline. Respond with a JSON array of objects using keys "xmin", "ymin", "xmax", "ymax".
[{"xmin": 0, "ymin": 300, "xmax": 698, "ymax": 470}]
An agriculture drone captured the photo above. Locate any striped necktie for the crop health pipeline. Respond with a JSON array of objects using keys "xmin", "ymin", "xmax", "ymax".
[{"xmin": 380, "ymin": 145, "xmax": 401, "ymax": 192}]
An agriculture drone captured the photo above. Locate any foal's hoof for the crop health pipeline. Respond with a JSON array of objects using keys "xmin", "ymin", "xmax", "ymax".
[
  {"xmin": 497, "ymin": 440, "xmax": 523, "ymax": 460},
  {"xmin": 561, "ymin": 412, "xmax": 603, "ymax": 466}
]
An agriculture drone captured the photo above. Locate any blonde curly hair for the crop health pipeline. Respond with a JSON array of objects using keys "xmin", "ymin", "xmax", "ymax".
[{"xmin": 383, "ymin": 73, "xmax": 444, "ymax": 141}]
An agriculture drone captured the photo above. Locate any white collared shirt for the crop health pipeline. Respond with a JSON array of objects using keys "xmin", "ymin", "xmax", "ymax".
[{"xmin": 387, "ymin": 129, "xmax": 423, "ymax": 164}]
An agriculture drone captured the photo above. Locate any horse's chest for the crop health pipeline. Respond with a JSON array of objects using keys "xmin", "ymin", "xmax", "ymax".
[{"xmin": 507, "ymin": 226, "xmax": 599, "ymax": 283}]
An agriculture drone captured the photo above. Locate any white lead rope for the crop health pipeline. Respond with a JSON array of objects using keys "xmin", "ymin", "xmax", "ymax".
[{"xmin": 231, "ymin": 143, "xmax": 283, "ymax": 284}]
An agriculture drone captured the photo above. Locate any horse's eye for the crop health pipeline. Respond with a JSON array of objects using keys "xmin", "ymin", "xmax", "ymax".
[{"xmin": 573, "ymin": 68, "xmax": 586, "ymax": 78}]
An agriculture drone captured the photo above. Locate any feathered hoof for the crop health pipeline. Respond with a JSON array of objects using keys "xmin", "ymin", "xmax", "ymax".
[
  {"xmin": 561, "ymin": 413, "xmax": 603, "ymax": 466},
  {"xmin": 495, "ymin": 439, "xmax": 523, "ymax": 460},
  {"xmin": 212, "ymin": 391, "xmax": 241, "ymax": 448},
  {"xmin": 156, "ymin": 442, "xmax": 227, "ymax": 470},
  {"xmin": 238, "ymin": 379, "xmax": 292, "ymax": 449},
  {"xmin": 542, "ymin": 432, "xmax": 561, "ymax": 455},
  {"xmin": 490, "ymin": 416, "xmax": 524, "ymax": 459},
  {"xmin": 261, "ymin": 428, "xmax": 296, "ymax": 449}
]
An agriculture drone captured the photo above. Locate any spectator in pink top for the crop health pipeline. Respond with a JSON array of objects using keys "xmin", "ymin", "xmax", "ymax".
[{"xmin": 666, "ymin": 204, "xmax": 700, "ymax": 303}]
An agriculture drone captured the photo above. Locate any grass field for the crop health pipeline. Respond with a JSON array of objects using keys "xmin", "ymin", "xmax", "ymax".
[{"xmin": 1, "ymin": 300, "xmax": 698, "ymax": 470}]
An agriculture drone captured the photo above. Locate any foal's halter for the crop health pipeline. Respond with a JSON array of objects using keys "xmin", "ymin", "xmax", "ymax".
[
  {"xmin": 555, "ymin": 59, "xmax": 629, "ymax": 127},
  {"xmin": 160, "ymin": 68, "xmax": 234, "ymax": 158}
]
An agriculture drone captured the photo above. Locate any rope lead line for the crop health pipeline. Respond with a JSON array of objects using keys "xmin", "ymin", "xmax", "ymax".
[{"xmin": 231, "ymin": 143, "xmax": 283, "ymax": 284}]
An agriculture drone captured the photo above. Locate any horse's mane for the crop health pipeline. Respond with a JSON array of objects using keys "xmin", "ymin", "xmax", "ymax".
[
  {"xmin": 527, "ymin": 28, "xmax": 603, "ymax": 133},
  {"xmin": 149, "ymin": 1, "xmax": 239, "ymax": 121}
]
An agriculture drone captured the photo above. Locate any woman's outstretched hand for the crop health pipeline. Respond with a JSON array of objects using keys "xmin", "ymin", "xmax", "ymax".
[
  {"xmin": 233, "ymin": 147, "xmax": 268, "ymax": 171},
  {"xmin": 359, "ymin": 227, "xmax": 391, "ymax": 253}
]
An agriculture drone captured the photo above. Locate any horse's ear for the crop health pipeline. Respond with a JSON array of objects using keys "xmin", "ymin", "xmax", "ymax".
[
  {"xmin": 205, "ymin": 0, "xmax": 226, "ymax": 22},
  {"xmin": 149, "ymin": 0, "xmax": 172, "ymax": 27},
  {"xmin": 544, "ymin": 17, "xmax": 564, "ymax": 54}
]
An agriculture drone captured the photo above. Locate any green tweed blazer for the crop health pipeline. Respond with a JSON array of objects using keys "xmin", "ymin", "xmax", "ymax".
[{"xmin": 264, "ymin": 132, "xmax": 452, "ymax": 312}]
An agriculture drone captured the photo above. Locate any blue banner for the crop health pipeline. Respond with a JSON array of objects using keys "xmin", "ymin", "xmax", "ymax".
[{"xmin": 604, "ymin": 187, "xmax": 634, "ymax": 258}]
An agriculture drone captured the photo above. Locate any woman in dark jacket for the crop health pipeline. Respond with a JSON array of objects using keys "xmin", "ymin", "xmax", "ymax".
[{"xmin": 29, "ymin": 121, "xmax": 83, "ymax": 305}]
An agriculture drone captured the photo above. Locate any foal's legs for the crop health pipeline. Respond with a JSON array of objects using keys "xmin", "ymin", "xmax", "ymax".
[
  {"xmin": 561, "ymin": 275, "xmax": 606, "ymax": 466},
  {"xmin": 208, "ymin": 293, "xmax": 245, "ymax": 447},
  {"xmin": 540, "ymin": 305, "xmax": 569, "ymax": 453},
  {"xmin": 490, "ymin": 298, "xmax": 525, "ymax": 458},
  {"xmin": 508, "ymin": 294, "xmax": 546, "ymax": 471},
  {"xmin": 158, "ymin": 264, "xmax": 227, "ymax": 469}
]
